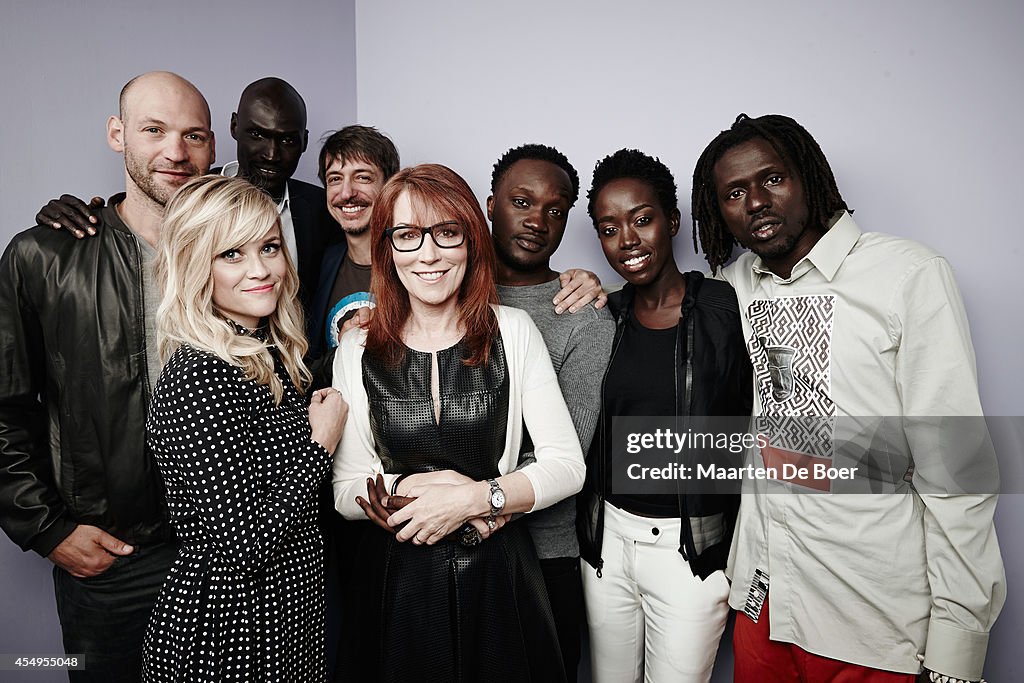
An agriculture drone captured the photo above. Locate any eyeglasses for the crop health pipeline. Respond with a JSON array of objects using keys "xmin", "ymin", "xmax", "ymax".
[{"xmin": 384, "ymin": 221, "xmax": 466, "ymax": 252}]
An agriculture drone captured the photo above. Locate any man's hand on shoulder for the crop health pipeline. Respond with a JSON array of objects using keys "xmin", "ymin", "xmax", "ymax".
[
  {"xmin": 47, "ymin": 524, "xmax": 134, "ymax": 577},
  {"xmin": 554, "ymin": 268, "xmax": 607, "ymax": 314},
  {"xmin": 36, "ymin": 194, "xmax": 105, "ymax": 239}
]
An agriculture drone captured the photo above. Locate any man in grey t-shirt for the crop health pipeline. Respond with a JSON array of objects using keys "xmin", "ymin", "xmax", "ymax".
[{"xmin": 488, "ymin": 144, "xmax": 615, "ymax": 682}]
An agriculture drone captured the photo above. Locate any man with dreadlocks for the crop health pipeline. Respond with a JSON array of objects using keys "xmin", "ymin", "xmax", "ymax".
[{"xmin": 691, "ymin": 114, "xmax": 1004, "ymax": 683}]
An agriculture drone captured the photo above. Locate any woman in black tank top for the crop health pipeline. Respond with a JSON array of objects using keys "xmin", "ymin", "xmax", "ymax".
[{"xmin": 578, "ymin": 149, "xmax": 751, "ymax": 682}]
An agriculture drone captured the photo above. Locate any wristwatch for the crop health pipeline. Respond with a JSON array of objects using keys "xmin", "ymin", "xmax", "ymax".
[{"xmin": 486, "ymin": 478, "xmax": 505, "ymax": 522}]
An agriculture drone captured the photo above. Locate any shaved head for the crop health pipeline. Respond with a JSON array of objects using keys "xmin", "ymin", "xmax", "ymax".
[
  {"xmin": 230, "ymin": 77, "xmax": 309, "ymax": 200},
  {"xmin": 108, "ymin": 70, "xmax": 215, "ymax": 217},
  {"xmin": 237, "ymin": 77, "xmax": 306, "ymax": 124},
  {"xmin": 119, "ymin": 71, "xmax": 211, "ymax": 127}
]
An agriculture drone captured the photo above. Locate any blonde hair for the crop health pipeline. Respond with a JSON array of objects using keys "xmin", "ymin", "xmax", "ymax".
[{"xmin": 155, "ymin": 175, "xmax": 310, "ymax": 402}]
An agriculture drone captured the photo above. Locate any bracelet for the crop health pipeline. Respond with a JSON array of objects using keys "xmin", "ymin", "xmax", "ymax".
[
  {"xmin": 927, "ymin": 670, "xmax": 984, "ymax": 683},
  {"xmin": 390, "ymin": 474, "xmax": 408, "ymax": 497}
]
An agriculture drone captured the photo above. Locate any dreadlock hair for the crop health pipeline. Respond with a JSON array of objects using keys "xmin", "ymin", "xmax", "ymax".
[
  {"xmin": 587, "ymin": 148, "xmax": 678, "ymax": 224},
  {"xmin": 691, "ymin": 113, "xmax": 849, "ymax": 274},
  {"xmin": 490, "ymin": 143, "xmax": 580, "ymax": 205}
]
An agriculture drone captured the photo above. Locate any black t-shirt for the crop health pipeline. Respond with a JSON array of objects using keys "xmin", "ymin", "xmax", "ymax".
[
  {"xmin": 604, "ymin": 314, "xmax": 680, "ymax": 517},
  {"xmin": 322, "ymin": 256, "xmax": 372, "ymax": 352}
]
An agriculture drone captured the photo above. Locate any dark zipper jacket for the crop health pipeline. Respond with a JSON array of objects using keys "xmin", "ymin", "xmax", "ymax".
[
  {"xmin": 0, "ymin": 196, "xmax": 172, "ymax": 557},
  {"xmin": 577, "ymin": 271, "xmax": 752, "ymax": 580}
]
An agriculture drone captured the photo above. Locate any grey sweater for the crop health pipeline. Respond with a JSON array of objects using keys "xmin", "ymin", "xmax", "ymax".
[{"xmin": 497, "ymin": 279, "xmax": 615, "ymax": 559}]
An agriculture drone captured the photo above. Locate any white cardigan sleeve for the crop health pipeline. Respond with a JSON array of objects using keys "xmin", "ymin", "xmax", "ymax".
[
  {"xmin": 495, "ymin": 306, "xmax": 586, "ymax": 512},
  {"xmin": 330, "ymin": 329, "xmax": 399, "ymax": 521}
]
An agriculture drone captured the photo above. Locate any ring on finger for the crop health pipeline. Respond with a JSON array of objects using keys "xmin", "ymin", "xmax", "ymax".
[{"xmin": 486, "ymin": 518, "xmax": 497, "ymax": 531}]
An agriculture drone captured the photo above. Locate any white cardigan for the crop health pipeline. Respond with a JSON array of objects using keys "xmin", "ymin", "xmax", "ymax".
[{"xmin": 331, "ymin": 304, "xmax": 585, "ymax": 521}]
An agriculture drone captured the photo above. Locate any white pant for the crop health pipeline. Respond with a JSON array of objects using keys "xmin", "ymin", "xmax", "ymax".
[{"xmin": 582, "ymin": 502, "xmax": 730, "ymax": 683}]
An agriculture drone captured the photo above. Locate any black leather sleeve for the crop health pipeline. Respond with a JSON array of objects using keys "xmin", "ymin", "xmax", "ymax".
[{"xmin": 0, "ymin": 232, "xmax": 75, "ymax": 556}]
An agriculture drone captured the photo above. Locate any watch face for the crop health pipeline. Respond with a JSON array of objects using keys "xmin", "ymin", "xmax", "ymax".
[{"xmin": 491, "ymin": 489, "xmax": 506, "ymax": 509}]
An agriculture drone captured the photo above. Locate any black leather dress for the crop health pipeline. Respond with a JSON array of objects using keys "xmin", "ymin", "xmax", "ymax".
[{"xmin": 338, "ymin": 336, "xmax": 565, "ymax": 683}]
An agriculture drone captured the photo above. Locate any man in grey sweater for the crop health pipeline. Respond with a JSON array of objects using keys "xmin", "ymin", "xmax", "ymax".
[{"xmin": 488, "ymin": 144, "xmax": 615, "ymax": 682}]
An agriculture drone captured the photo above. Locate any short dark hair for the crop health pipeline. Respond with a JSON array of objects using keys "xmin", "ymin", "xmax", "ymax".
[
  {"xmin": 490, "ymin": 143, "xmax": 580, "ymax": 205},
  {"xmin": 691, "ymin": 113, "xmax": 849, "ymax": 273},
  {"xmin": 317, "ymin": 125, "xmax": 400, "ymax": 185},
  {"xmin": 587, "ymin": 149, "xmax": 678, "ymax": 224}
]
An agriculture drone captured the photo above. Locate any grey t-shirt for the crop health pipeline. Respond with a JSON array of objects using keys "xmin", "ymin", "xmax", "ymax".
[
  {"xmin": 135, "ymin": 235, "xmax": 161, "ymax": 394},
  {"xmin": 497, "ymin": 279, "xmax": 615, "ymax": 559}
]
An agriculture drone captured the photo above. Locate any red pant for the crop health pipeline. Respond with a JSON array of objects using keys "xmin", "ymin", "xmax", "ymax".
[{"xmin": 733, "ymin": 598, "xmax": 918, "ymax": 683}]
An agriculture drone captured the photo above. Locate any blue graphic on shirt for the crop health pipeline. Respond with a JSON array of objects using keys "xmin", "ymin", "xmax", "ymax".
[{"xmin": 325, "ymin": 292, "xmax": 374, "ymax": 349}]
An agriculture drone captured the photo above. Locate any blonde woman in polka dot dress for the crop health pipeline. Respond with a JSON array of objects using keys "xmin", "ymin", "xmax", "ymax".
[{"xmin": 142, "ymin": 176, "xmax": 348, "ymax": 682}]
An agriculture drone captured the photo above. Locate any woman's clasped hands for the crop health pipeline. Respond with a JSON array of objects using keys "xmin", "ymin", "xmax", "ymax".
[{"xmin": 356, "ymin": 472, "xmax": 510, "ymax": 546}]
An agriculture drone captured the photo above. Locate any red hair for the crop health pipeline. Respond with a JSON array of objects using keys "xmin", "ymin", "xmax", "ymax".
[{"xmin": 365, "ymin": 163, "xmax": 499, "ymax": 366}]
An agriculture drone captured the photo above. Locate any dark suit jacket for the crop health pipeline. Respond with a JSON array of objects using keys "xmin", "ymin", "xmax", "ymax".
[
  {"xmin": 307, "ymin": 239, "xmax": 350, "ymax": 361},
  {"xmin": 287, "ymin": 177, "xmax": 343, "ymax": 321}
]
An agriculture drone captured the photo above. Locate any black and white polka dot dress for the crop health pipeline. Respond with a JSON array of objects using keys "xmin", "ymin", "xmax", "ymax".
[{"xmin": 142, "ymin": 340, "xmax": 330, "ymax": 682}]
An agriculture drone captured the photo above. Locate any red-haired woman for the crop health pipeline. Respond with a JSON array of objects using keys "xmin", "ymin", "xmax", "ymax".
[{"xmin": 330, "ymin": 164, "xmax": 585, "ymax": 682}]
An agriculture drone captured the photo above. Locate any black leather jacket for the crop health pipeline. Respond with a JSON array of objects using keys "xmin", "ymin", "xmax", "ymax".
[
  {"xmin": 578, "ymin": 272, "xmax": 752, "ymax": 579},
  {"xmin": 0, "ymin": 196, "xmax": 171, "ymax": 556}
]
